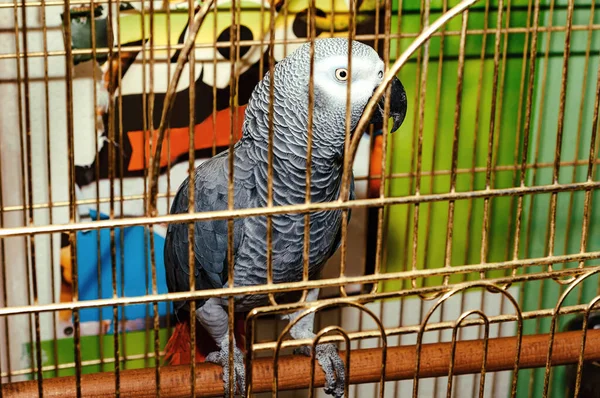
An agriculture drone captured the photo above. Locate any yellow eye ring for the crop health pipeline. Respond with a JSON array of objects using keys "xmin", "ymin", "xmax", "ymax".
[{"xmin": 335, "ymin": 68, "xmax": 348, "ymax": 81}]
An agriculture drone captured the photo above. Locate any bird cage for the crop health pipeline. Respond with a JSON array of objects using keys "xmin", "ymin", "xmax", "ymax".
[{"xmin": 0, "ymin": 0, "xmax": 598, "ymax": 396}]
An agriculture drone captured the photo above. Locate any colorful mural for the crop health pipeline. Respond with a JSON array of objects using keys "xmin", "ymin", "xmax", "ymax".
[
  {"xmin": 47, "ymin": 0, "xmax": 390, "ymax": 377},
  {"xmin": 44, "ymin": 3, "xmax": 600, "ymax": 397}
]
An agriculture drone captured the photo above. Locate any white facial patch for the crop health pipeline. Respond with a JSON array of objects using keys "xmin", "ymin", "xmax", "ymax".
[{"xmin": 313, "ymin": 54, "xmax": 383, "ymax": 107}]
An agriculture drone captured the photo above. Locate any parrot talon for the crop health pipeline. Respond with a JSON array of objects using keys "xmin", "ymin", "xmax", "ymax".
[
  {"xmin": 205, "ymin": 343, "xmax": 246, "ymax": 397},
  {"xmin": 293, "ymin": 345, "xmax": 311, "ymax": 356},
  {"xmin": 295, "ymin": 343, "xmax": 346, "ymax": 398}
]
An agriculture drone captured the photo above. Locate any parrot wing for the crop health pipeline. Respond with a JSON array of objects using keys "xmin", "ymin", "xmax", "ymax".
[{"xmin": 164, "ymin": 149, "xmax": 253, "ymax": 314}]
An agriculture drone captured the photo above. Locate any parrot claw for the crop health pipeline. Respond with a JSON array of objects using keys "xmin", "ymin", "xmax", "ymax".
[
  {"xmin": 205, "ymin": 343, "xmax": 246, "ymax": 397},
  {"xmin": 294, "ymin": 343, "xmax": 346, "ymax": 398}
]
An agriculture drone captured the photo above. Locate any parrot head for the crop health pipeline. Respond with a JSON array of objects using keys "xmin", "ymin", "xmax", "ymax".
[
  {"xmin": 302, "ymin": 37, "xmax": 407, "ymax": 135},
  {"xmin": 244, "ymin": 37, "xmax": 407, "ymax": 160}
]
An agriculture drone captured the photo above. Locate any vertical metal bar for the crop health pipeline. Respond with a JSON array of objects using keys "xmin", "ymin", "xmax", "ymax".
[
  {"xmin": 477, "ymin": 315, "xmax": 490, "ymax": 398},
  {"xmin": 473, "ymin": 2, "xmax": 504, "ymax": 395},
  {"xmin": 11, "ymin": 0, "xmax": 36, "ymax": 384},
  {"xmin": 511, "ymin": 12, "xmax": 540, "ymax": 393},
  {"xmin": 366, "ymin": 0, "xmax": 394, "ymax": 393},
  {"xmin": 456, "ymin": 5, "xmax": 489, "ymax": 394},
  {"xmin": 211, "ymin": 2, "xmax": 218, "ymax": 157},
  {"xmin": 363, "ymin": 0, "xmax": 383, "ymax": 293},
  {"xmin": 525, "ymin": 2, "xmax": 551, "ymax": 394},
  {"xmin": 265, "ymin": 0, "xmax": 277, "ymax": 307},
  {"xmin": 422, "ymin": 0, "xmax": 449, "ymax": 276},
  {"xmin": 356, "ymin": 0, "xmax": 376, "ymax": 377},
  {"xmin": 302, "ymin": 0, "xmax": 316, "ymax": 306},
  {"xmin": 165, "ymin": 2, "xmax": 173, "ymax": 192},
  {"xmin": 488, "ymin": 0, "xmax": 513, "ymax": 196},
  {"xmin": 0, "ymin": 87, "xmax": 11, "ymax": 387},
  {"xmin": 436, "ymin": 9, "xmax": 469, "ymax": 397},
  {"xmin": 373, "ymin": 1, "xmax": 393, "ymax": 395},
  {"xmin": 502, "ymin": 0, "xmax": 533, "ymax": 270},
  {"xmin": 39, "ymin": 0, "xmax": 60, "ymax": 378},
  {"xmin": 480, "ymin": 0, "xmax": 505, "ymax": 273},
  {"xmin": 351, "ymin": 0, "xmax": 375, "ymax": 279},
  {"xmin": 374, "ymin": 0, "xmax": 395, "ymax": 284},
  {"xmin": 362, "ymin": 0, "xmax": 379, "ymax": 294},
  {"xmin": 337, "ymin": 0, "xmax": 356, "ymax": 297},
  {"xmin": 104, "ymin": 0, "xmax": 120, "ymax": 392},
  {"xmin": 524, "ymin": 0, "xmax": 555, "ymax": 260},
  {"xmin": 165, "ymin": 0, "xmax": 173, "ymax": 340},
  {"xmin": 226, "ymin": 0, "xmax": 240, "ymax": 394},
  {"xmin": 257, "ymin": 0, "xmax": 265, "ymax": 78},
  {"xmin": 140, "ymin": 0, "xmax": 151, "ymax": 370},
  {"xmin": 373, "ymin": 0, "xmax": 381, "ymax": 52},
  {"xmin": 307, "ymin": 332, "xmax": 317, "ymax": 398},
  {"xmin": 441, "ymin": 7, "xmax": 469, "ymax": 285},
  {"xmin": 244, "ymin": 313, "xmax": 256, "ymax": 397},
  {"xmin": 394, "ymin": 0, "xmax": 409, "ymax": 283},
  {"xmin": 412, "ymin": 0, "xmax": 432, "ymax": 392},
  {"xmin": 545, "ymin": 0, "xmax": 574, "ymax": 276},
  {"xmin": 281, "ymin": 0, "xmax": 289, "ymax": 58},
  {"xmin": 115, "ymin": 0, "xmax": 127, "ymax": 370},
  {"xmin": 145, "ymin": 0, "xmax": 161, "ymax": 393},
  {"xmin": 62, "ymin": 0, "xmax": 83, "ymax": 394},
  {"xmin": 510, "ymin": 301, "xmax": 524, "ymax": 398},
  {"xmin": 187, "ymin": 0, "xmax": 198, "ymax": 395},
  {"xmin": 390, "ymin": 4, "xmax": 405, "ymax": 396},
  {"xmin": 491, "ymin": 0, "xmax": 515, "ymax": 392},
  {"xmin": 506, "ymin": 0, "xmax": 534, "ymax": 268},
  {"xmin": 18, "ymin": 0, "xmax": 44, "ymax": 390},
  {"xmin": 328, "ymin": 0, "xmax": 334, "ymax": 37},
  {"xmin": 264, "ymin": 0, "xmax": 278, "ymax": 368},
  {"xmin": 409, "ymin": 0, "xmax": 429, "ymax": 294},
  {"xmin": 88, "ymin": 0, "xmax": 105, "ymax": 373}
]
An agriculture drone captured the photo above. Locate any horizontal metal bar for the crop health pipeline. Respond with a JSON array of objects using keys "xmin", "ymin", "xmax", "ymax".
[
  {"xmin": 1, "ymin": 351, "xmax": 165, "ymax": 379},
  {"xmin": 0, "ymin": 0, "xmax": 585, "ymax": 11},
  {"xmin": 0, "ymin": 181, "xmax": 597, "ymax": 238},
  {"xmin": 2, "ymin": 159, "xmax": 597, "ymax": 215},
  {"xmin": 1, "ymin": 25, "xmax": 598, "ymax": 60},
  {"xmin": 0, "ymin": 251, "xmax": 597, "ymax": 317}
]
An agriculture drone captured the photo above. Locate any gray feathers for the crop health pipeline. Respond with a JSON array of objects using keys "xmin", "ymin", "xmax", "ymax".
[
  {"xmin": 165, "ymin": 38, "xmax": 382, "ymax": 314},
  {"xmin": 164, "ymin": 140, "xmax": 353, "ymax": 313},
  {"xmin": 163, "ymin": 37, "xmax": 408, "ymax": 398}
]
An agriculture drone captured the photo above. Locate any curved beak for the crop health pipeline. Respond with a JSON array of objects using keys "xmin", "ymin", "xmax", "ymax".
[{"xmin": 369, "ymin": 76, "xmax": 407, "ymax": 133}]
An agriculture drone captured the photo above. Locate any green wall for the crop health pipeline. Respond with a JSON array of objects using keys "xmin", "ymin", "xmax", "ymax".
[{"xmin": 384, "ymin": 1, "xmax": 600, "ymax": 396}]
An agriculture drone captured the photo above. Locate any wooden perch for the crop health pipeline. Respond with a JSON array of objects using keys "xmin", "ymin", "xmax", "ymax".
[{"xmin": 4, "ymin": 329, "xmax": 600, "ymax": 397}]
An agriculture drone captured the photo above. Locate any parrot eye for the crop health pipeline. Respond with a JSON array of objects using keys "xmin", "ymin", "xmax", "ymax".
[
  {"xmin": 378, "ymin": 70, "xmax": 384, "ymax": 79},
  {"xmin": 335, "ymin": 68, "xmax": 348, "ymax": 81}
]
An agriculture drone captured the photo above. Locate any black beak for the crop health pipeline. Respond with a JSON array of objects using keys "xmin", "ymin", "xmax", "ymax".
[{"xmin": 369, "ymin": 76, "xmax": 407, "ymax": 133}]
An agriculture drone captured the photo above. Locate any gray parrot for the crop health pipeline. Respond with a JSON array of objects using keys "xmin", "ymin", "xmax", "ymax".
[{"xmin": 164, "ymin": 37, "xmax": 407, "ymax": 397}]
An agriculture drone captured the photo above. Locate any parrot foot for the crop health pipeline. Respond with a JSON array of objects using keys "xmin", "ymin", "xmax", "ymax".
[
  {"xmin": 205, "ymin": 341, "xmax": 246, "ymax": 397},
  {"xmin": 294, "ymin": 343, "xmax": 346, "ymax": 398}
]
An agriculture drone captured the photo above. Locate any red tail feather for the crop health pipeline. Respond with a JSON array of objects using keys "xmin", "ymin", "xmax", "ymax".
[{"xmin": 164, "ymin": 314, "xmax": 247, "ymax": 366}]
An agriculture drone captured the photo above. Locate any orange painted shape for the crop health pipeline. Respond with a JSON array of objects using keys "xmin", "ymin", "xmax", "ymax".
[
  {"xmin": 128, "ymin": 105, "xmax": 247, "ymax": 172},
  {"xmin": 368, "ymin": 134, "xmax": 383, "ymax": 198}
]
